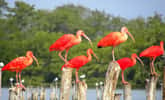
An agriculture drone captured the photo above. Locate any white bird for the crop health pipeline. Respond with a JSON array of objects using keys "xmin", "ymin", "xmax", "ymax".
[{"xmin": 80, "ymin": 74, "xmax": 86, "ymax": 79}]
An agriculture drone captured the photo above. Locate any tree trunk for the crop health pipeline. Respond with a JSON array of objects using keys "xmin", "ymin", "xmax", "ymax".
[
  {"xmin": 102, "ymin": 61, "xmax": 121, "ymax": 100},
  {"xmin": 77, "ymin": 80, "xmax": 87, "ymax": 100},
  {"xmin": 60, "ymin": 68, "xmax": 73, "ymax": 100},
  {"xmin": 146, "ymin": 76, "xmax": 158, "ymax": 100},
  {"xmin": 123, "ymin": 84, "xmax": 132, "ymax": 100}
]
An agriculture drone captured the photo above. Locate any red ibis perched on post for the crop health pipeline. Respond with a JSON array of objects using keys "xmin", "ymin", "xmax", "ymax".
[
  {"xmin": 97, "ymin": 27, "xmax": 135, "ymax": 61},
  {"xmin": 139, "ymin": 41, "xmax": 164, "ymax": 76},
  {"xmin": 117, "ymin": 53, "xmax": 144, "ymax": 84},
  {"xmin": 61, "ymin": 48, "xmax": 98, "ymax": 83},
  {"xmin": 49, "ymin": 30, "xmax": 93, "ymax": 63},
  {"xmin": 1, "ymin": 51, "xmax": 39, "ymax": 89}
]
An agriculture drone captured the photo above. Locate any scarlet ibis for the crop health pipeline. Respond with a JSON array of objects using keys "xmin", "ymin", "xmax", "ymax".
[
  {"xmin": 49, "ymin": 30, "xmax": 93, "ymax": 63},
  {"xmin": 1, "ymin": 51, "xmax": 39, "ymax": 89},
  {"xmin": 97, "ymin": 27, "xmax": 135, "ymax": 61},
  {"xmin": 139, "ymin": 41, "xmax": 164, "ymax": 76},
  {"xmin": 117, "ymin": 53, "xmax": 144, "ymax": 84},
  {"xmin": 61, "ymin": 48, "xmax": 98, "ymax": 83}
]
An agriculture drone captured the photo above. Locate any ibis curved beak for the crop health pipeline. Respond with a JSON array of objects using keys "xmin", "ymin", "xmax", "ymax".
[
  {"xmin": 127, "ymin": 32, "xmax": 135, "ymax": 43},
  {"xmin": 33, "ymin": 56, "xmax": 39, "ymax": 67},
  {"xmin": 82, "ymin": 34, "xmax": 93, "ymax": 48},
  {"xmin": 136, "ymin": 56, "xmax": 144, "ymax": 67}
]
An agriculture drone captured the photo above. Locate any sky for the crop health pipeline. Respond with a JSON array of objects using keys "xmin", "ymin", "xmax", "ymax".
[{"xmin": 7, "ymin": 0, "xmax": 165, "ymax": 19}]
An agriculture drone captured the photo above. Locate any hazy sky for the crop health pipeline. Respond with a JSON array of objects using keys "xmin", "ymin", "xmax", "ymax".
[{"xmin": 7, "ymin": 0, "xmax": 165, "ymax": 19}]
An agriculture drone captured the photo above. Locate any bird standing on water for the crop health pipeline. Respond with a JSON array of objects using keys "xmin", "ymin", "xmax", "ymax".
[
  {"xmin": 1, "ymin": 51, "xmax": 39, "ymax": 89},
  {"xmin": 61, "ymin": 48, "xmax": 98, "ymax": 83},
  {"xmin": 117, "ymin": 53, "xmax": 144, "ymax": 84},
  {"xmin": 97, "ymin": 27, "xmax": 135, "ymax": 61},
  {"xmin": 139, "ymin": 41, "xmax": 164, "ymax": 76},
  {"xmin": 49, "ymin": 30, "xmax": 93, "ymax": 63}
]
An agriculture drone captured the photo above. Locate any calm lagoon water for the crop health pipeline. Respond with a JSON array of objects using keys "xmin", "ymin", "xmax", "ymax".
[{"xmin": 1, "ymin": 88, "xmax": 162, "ymax": 100}]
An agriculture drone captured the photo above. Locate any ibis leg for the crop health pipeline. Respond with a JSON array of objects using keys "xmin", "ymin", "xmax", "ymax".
[
  {"xmin": 59, "ymin": 51, "xmax": 67, "ymax": 63},
  {"xmin": 151, "ymin": 58, "xmax": 159, "ymax": 76},
  {"xmin": 19, "ymin": 72, "xmax": 25, "ymax": 90},
  {"xmin": 112, "ymin": 47, "xmax": 115, "ymax": 61},
  {"xmin": 75, "ymin": 70, "xmax": 80, "ymax": 83},
  {"xmin": 122, "ymin": 71, "xmax": 128, "ymax": 85}
]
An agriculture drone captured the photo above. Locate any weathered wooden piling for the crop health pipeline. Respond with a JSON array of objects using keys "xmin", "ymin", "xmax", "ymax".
[
  {"xmin": 77, "ymin": 80, "xmax": 87, "ymax": 100},
  {"xmin": 40, "ymin": 87, "xmax": 46, "ymax": 100},
  {"xmin": 114, "ymin": 93, "xmax": 122, "ymax": 100},
  {"xmin": 26, "ymin": 87, "xmax": 32, "ymax": 100},
  {"xmin": 146, "ymin": 76, "xmax": 158, "ymax": 100},
  {"xmin": 163, "ymin": 66, "xmax": 165, "ymax": 100},
  {"xmin": 0, "ymin": 62, "xmax": 4, "ymax": 96},
  {"xmin": 32, "ymin": 88, "xmax": 38, "ymax": 100},
  {"xmin": 60, "ymin": 67, "xmax": 73, "ymax": 100},
  {"xmin": 99, "ymin": 81, "xmax": 104, "ymax": 99},
  {"xmin": 9, "ymin": 86, "xmax": 25, "ymax": 100},
  {"xmin": 102, "ymin": 61, "xmax": 121, "ymax": 100},
  {"xmin": 123, "ymin": 84, "xmax": 132, "ymax": 100},
  {"xmin": 72, "ymin": 80, "xmax": 77, "ymax": 100},
  {"xmin": 50, "ymin": 87, "xmax": 56, "ymax": 100},
  {"xmin": 96, "ymin": 82, "xmax": 100, "ymax": 100},
  {"xmin": 0, "ymin": 67, "xmax": 1, "ymax": 96}
]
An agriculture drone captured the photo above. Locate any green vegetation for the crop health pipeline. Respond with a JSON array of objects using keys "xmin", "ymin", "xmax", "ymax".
[{"xmin": 0, "ymin": 0, "xmax": 165, "ymax": 88}]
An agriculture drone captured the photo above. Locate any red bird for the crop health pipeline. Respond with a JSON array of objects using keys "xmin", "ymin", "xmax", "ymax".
[
  {"xmin": 49, "ymin": 30, "xmax": 93, "ymax": 63},
  {"xmin": 2, "ymin": 51, "xmax": 39, "ymax": 89},
  {"xmin": 139, "ymin": 41, "xmax": 164, "ymax": 76},
  {"xmin": 61, "ymin": 48, "xmax": 98, "ymax": 83},
  {"xmin": 117, "ymin": 53, "xmax": 144, "ymax": 84},
  {"xmin": 97, "ymin": 27, "xmax": 135, "ymax": 61}
]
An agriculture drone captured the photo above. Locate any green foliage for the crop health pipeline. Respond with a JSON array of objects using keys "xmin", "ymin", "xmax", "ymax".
[{"xmin": 1, "ymin": 1, "xmax": 165, "ymax": 88}]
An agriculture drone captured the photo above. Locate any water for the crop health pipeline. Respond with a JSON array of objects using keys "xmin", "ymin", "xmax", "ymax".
[{"xmin": 0, "ymin": 88, "xmax": 162, "ymax": 100}]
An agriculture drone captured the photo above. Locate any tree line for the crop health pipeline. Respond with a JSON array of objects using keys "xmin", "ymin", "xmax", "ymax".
[{"xmin": 0, "ymin": 0, "xmax": 165, "ymax": 88}]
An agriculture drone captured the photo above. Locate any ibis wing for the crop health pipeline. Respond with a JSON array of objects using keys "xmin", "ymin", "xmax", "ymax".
[
  {"xmin": 117, "ymin": 58, "xmax": 132, "ymax": 70},
  {"xmin": 140, "ymin": 46, "xmax": 162, "ymax": 57},
  {"xmin": 98, "ymin": 32, "xmax": 122, "ymax": 47},
  {"xmin": 68, "ymin": 56, "xmax": 88, "ymax": 69},
  {"xmin": 2, "ymin": 57, "xmax": 26, "ymax": 71},
  {"xmin": 49, "ymin": 34, "xmax": 75, "ymax": 51}
]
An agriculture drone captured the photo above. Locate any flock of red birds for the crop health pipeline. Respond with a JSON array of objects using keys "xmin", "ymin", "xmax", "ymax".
[{"xmin": 2, "ymin": 26, "xmax": 164, "ymax": 89}]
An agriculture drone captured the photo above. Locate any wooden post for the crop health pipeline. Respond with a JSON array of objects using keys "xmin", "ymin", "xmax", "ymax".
[
  {"xmin": 0, "ymin": 62, "xmax": 4, "ymax": 97},
  {"xmin": 96, "ymin": 82, "xmax": 100, "ymax": 100},
  {"xmin": 163, "ymin": 67, "xmax": 165, "ymax": 100},
  {"xmin": 9, "ymin": 86, "xmax": 25, "ymax": 100},
  {"xmin": 26, "ymin": 87, "xmax": 31, "ymax": 100},
  {"xmin": 72, "ymin": 80, "xmax": 77, "ymax": 100},
  {"xmin": 60, "ymin": 68, "xmax": 73, "ymax": 100},
  {"xmin": 40, "ymin": 87, "xmax": 46, "ymax": 100},
  {"xmin": 55, "ymin": 80, "xmax": 59, "ymax": 100},
  {"xmin": 102, "ymin": 61, "xmax": 121, "ymax": 100},
  {"xmin": 99, "ymin": 81, "xmax": 104, "ymax": 99},
  {"xmin": 77, "ymin": 80, "xmax": 87, "ymax": 100},
  {"xmin": 0, "ymin": 67, "xmax": 1, "ymax": 97},
  {"xmin": 32, "ymin": 88, "xmax": 38, "ymax": 100},
  {"xmin": 50, "ymin": 86, "xmax": 56, "ymax": 100},
  {"xmin": 123, "ymin": 84, "xmax": 132, "ymax": 100},
  {"xmin": 146, "ymin": 76, "xmax": 158, "ymax": 100},
  {"xmin": 114, "ymin": 93, "xmax": 122, "ymax": 100}
]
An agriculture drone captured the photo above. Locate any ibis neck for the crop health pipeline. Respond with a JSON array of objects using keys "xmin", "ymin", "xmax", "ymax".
[
  {"xmin": 26, "ymin": 56, "xmax": 33, "ymax": 66},
  {"xmin": 131, "ymin": 56, "xmax": 136, "ymax": 65},
  {"xmin": 160, "ymin": 43, "xmax": 164, "ymax": 53},
  {"xmin": 76, "ymin": 33, "xmax": 82, "ymax": 41},
  {"xmin": 87, "ymin": 51, "xmax": 92, "ymax": 61}
]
